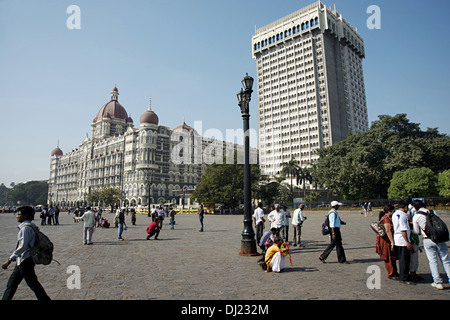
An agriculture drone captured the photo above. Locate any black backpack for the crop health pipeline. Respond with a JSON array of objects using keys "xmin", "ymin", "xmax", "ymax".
[
  {"xmin": 24, "ymin": 223, "xmax": 59, "ymax": 265},
  {"xmin": 321, "ymin": 211, "xmax": 337, "ymax": 235},
  {"xmin": 418, "ymin": 210, "xmax": 449, "ymax": 243}
]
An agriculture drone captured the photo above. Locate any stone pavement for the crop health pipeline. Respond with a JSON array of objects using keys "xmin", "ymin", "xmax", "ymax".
[{"xmin": 1, "ymin": 209, "xmax": 450, "ymax": 301}]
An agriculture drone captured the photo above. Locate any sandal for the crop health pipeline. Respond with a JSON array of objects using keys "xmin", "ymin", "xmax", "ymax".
[{"xmin": 319, "ymin": 256, "xmax": 326, "ymax": 263}]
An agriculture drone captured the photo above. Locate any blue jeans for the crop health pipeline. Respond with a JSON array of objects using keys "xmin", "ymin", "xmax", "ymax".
[
  {"xmin": 83, "ymin": 227, "xmax": 93, "ymax": 244},
  {"xmin": 423, "ymin": 238, "xmax": 450, "ymax": 284},
  {"xmin": 199, "ymin": 215, "xmax": 204, "ymax": 231},
  {"xmin": 118, "ymin": 223, "xmax": 124, "ymax": 239}
]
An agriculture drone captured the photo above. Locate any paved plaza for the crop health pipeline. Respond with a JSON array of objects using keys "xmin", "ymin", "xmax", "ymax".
[{"xmin": 1, "ymin": 209, "xmax": 450, "ymax": 301}]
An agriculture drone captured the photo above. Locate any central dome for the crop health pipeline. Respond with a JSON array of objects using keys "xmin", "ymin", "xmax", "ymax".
[
  {"xmin": 94, "ymin": 100, "xmax": 128, "ymax": 122},
  {"xmin": 92, "ymin": 86, "xmax": 130, "ymax": 123}
]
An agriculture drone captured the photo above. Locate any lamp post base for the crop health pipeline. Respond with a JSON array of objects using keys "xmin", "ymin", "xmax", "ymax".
[{"xmin": 239, "ymin": 239, "xmax": 259, "ymax": 256}]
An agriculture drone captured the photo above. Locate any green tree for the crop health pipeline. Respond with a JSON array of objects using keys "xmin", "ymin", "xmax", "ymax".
[
  {"xmin": 88, "ymin": 187, "xmax": 122, "ymax": 207},
  {"xmin": 0, "ymin": 183, "xmax": 11, "ymax": 205},
  {"xmin": 8, "ymin": 181, "xmax": 48, "ymax": 205},
  {"xmin": 280, "ymin": 158, "xmax": 300, "ymax": 193},
  {"xmin": 316, "ymin": 114, "xmax": 450, "ymax": 199},
  {"xmin": 438, "ymin": 170, "xmax": 450, "ymax": 197},
  {"xmin": 387, "ymin": 167, "xmax": 438, "ymax": 199},
  {"xmin": 296, "ymin": 166, "xmax": 313, "ymax": 197},
  {"xmin": 253, "ymin": 176, "xmax": 280, "ymax": 206},
  {"xmin": 87, "ymin": 189, "xmax": 102, "ymax": 205},
  {"xmin": 191, "ymin": 158, "xmax": 261, "ymax": 209}
]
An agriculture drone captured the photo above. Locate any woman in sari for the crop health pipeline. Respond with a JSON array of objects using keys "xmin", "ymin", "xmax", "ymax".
[{"xmin": 376, "ymin": 204, "xmax": 399, "ymax": 279}]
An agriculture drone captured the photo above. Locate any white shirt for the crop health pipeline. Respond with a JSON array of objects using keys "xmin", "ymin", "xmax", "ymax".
[
  {"xmin": 77, "ymin": 210, "xmax": 95, "ymax": 228},
  {"xmin": 267, "ymin": 210, "xmax": 284, "ymax": 228},
  {"xmin": 292, "ymin": 208, "xmax": 305, "ymax": 225},
  {"xmin": 9, "ymin": 221, "xmax": 36, "ymax": 265},
  {"xmin": 253, "ymin": 207, "xmax": 264, "ymax": 225},
  {"xmin": 412, "ymin": 208, "xmax": 434, "ymax": 239},
  {"xmin": 392, "ymin": 209, "xmax": 410, "ymax": 246}
]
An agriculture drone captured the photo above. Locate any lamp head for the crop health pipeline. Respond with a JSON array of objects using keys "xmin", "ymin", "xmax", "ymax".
[{"xmin": 241, "ymin": 73, "xmax": 254, "ymax": 92}]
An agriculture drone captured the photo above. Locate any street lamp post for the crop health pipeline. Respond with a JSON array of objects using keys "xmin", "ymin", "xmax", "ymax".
[{"xmin": 237, "ymin": 73, "xmax": 258, "ymax": 256}]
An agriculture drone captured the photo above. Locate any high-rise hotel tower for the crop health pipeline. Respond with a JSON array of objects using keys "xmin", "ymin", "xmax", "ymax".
[{"xmin": 252, "ymin": 1, "xmax": 368, "ymax": 176}]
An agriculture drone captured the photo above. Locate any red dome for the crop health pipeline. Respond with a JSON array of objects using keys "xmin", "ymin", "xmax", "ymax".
[
  {"xmin": 172, "ymin": 121, "xmax": 198, "ymax": 134},
  {"xmin": 93, "ymin": 100, "xmax": 129, "ymax": 123},
  {"xmin": 140, "ymin": 109, "xmax": 159, "ymax": 125},
  {"xmin": 51, "ymin": 147, "xmax": 63, "ymax": 157}
]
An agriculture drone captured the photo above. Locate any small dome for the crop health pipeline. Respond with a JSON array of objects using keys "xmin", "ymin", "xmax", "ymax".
[
  {"xmin": 140, "ymin": 108, "xmax": 159, "ymax": 125},
  {"xmin": 172, "ymin": 120, "xmax": 198, "ymax": 135},
  {"xmin": 51, "ymin": 147, "xmax": 63, "ymax": 157}
]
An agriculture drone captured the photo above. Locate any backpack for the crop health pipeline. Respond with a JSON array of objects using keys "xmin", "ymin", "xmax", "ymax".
[
  {"xmin": 321, "ymin": 210, "xmax": 337, "ymax": 235},
  {"xmin": 418, "ymin": 210, "xmax": 449, "ymax": 243},
  {"xmin": 23, "ymin": 223, "xmax": 59, "ymax": 265}
]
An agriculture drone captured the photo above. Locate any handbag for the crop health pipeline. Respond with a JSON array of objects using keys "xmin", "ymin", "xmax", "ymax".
[{"xmin": 370, "ymin": 220, "xmax": 386, "ymax": 237}]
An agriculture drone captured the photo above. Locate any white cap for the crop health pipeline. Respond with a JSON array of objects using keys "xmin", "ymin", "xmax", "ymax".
[{"xmin": 331, "ymin": 201, "xmax": 343, "ymax": 207}]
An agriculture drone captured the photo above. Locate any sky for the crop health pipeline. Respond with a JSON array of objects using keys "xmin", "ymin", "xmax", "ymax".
[{"xmin": 0, "ymin": 0, "xmax": 449, "ymax": 186}]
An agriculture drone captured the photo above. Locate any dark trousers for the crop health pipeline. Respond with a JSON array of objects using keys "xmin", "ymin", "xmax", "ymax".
[
  {"xmin": 146, "ymin": 229, "xmax": 160, "ymax": 240},
  {"xmin": 199, "ymin": 215, "xmax": 204, "ymax": 231},
  {"xmin": 2, "ymin": 258, "xmax": 50, "ymax": 300},
  {"xmin": 255, "ymin": 223, "xmax": 264, "ymax": 245},
  {"xmin": 320, "ymin": 228, "xmax": 346, "ymax": 263},
  {"xmin": 395, "ymin": 245, "xmax": 411, "ymax": 281}
]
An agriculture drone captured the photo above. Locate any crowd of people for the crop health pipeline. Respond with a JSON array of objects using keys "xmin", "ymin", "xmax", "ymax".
[
  {"xmin": 2, "ymin": 199, "xmax": 449, "ymax": 299},
  {"xmin": 255, "ymin": 198, "xmax": 450, "ymax": 293},
  {"xmin": 38, "ymin": 205, "xmax": 61, "ymax": 226},
  {"xmin": 375, "ymin": 199, "xmax": 450, "ymax": 289}
]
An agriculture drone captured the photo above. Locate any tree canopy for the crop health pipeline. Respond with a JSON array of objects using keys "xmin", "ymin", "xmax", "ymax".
[
  {"xmin": 438, "ymin": 170, "xmax": 450, "ymax": 197},
  {"xmin": 387, "ymin": 167, "xmax": 438, "ymax": 199},
  {"xmin": 316, "ymin": 114, "xmax": 450, "ymax": 199},
  {"xmin": 191, "ymin": 159, "xmax": 261, "ymax": 208},
  {"xmin": 2, "ymin": 181, "xmax": 48, "ymax": 206},
  {"xmin": 87, "ymin": 187, "xmax": 122, "ymax": 208}
]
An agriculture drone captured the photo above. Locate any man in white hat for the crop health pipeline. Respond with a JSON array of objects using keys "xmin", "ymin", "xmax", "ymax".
[{"xmin": 319, "ymin": 201, "xmax": 348, "ymax": 264}]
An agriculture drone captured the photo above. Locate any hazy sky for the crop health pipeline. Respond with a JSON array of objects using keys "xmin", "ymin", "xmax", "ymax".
[{"xmin": 1, "ymin": 0, "xmax": 449, "ymax": 186}]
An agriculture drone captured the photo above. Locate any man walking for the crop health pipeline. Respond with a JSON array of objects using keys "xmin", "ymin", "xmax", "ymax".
[
  {"xmin": 2, "ymin": 206, "xmax": 50, "ymax": 300},
  {"xmin": 319, "ymin": 201, "xmax": 348, "ymax": 264},
  {"xmin": 76, "ymin": 206, "xmax": 95, "ymax": 245}
]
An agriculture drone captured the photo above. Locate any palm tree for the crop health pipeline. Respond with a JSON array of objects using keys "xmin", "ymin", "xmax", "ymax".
[
  {"xmin": 280, "ymin": 158, "xmax": 300, "ymax": 193},
  {"xmin": 296, "ymin": 166, "xmax": 312, "ymax": 197}
]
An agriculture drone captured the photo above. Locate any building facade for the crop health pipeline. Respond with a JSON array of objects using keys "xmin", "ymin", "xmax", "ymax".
[
  {"xmin": 49, "ymin": 86, "xmax": 255, "ymax": 208},
  {"xmin": 252, "ymin": 1, "xmax": 368, "ymax": 177}
]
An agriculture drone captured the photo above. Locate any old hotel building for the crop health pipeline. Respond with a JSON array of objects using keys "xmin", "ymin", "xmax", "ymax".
[{"xmin": 49, "ymin": 86, "xmax": 256, "ymax": 208}]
